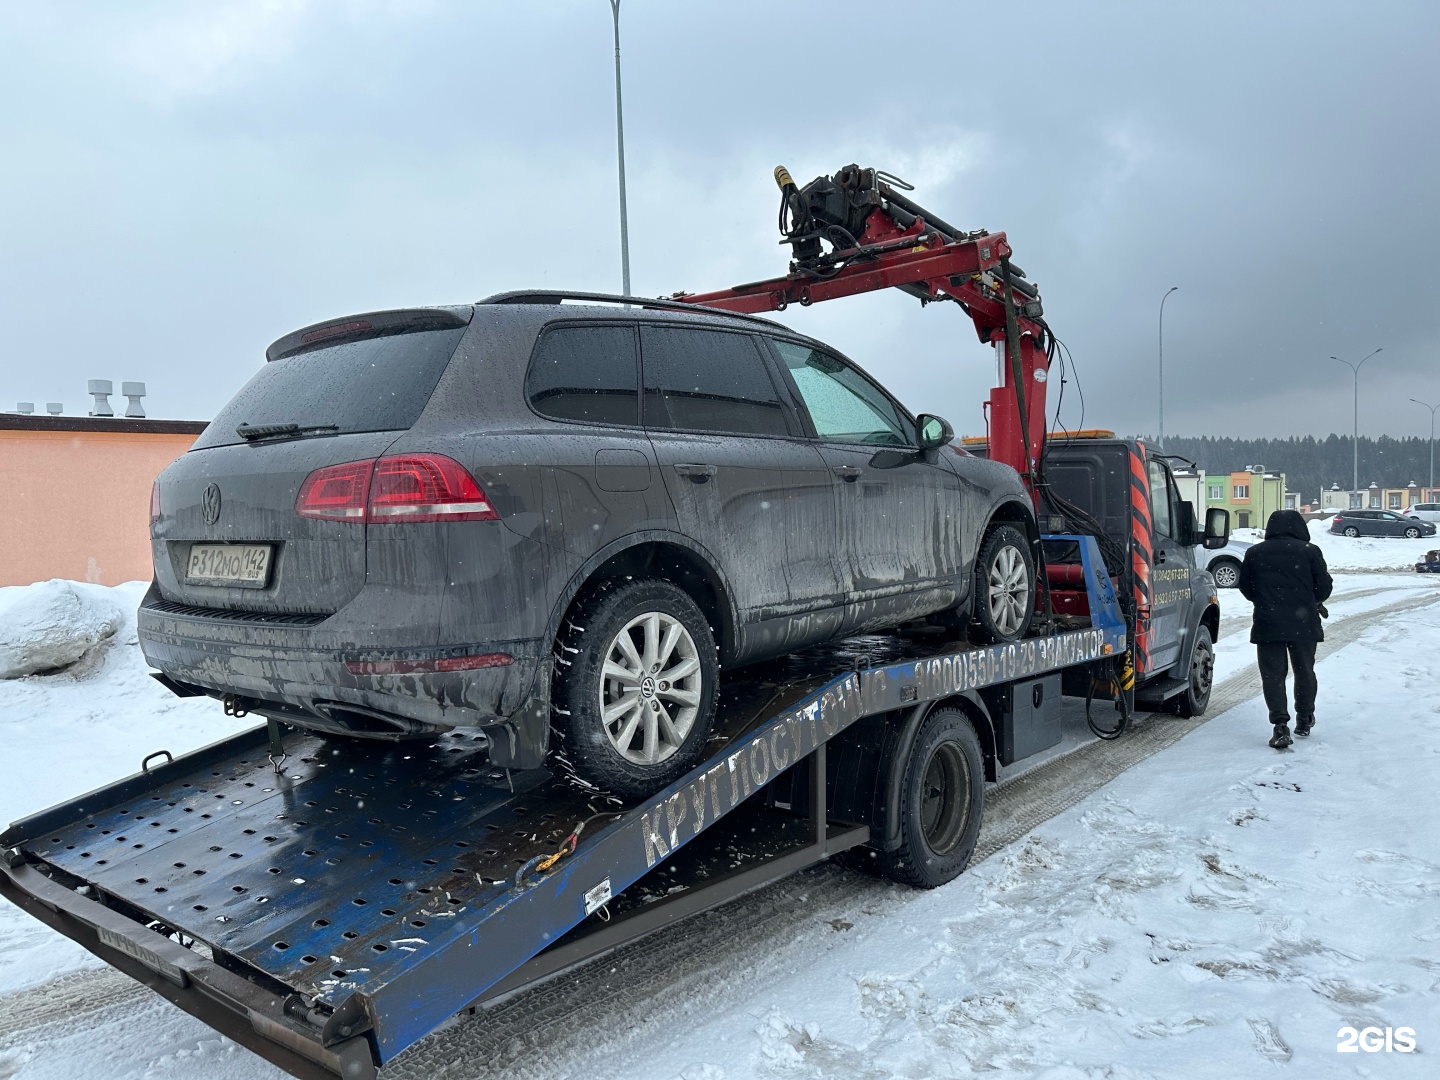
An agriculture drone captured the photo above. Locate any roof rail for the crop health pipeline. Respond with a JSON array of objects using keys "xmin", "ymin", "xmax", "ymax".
[{"xmin": 476, "ymin": 290, "xmax": 785, "ymax": 331}]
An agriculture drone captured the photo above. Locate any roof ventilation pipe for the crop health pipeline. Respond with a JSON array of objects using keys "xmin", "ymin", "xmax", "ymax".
[
  {"xmin": 46, "ymin": 403, "xmax": 63, "ymax": 415},
  {"xmin": 122, "ymin": 381, "xmax": 146, "ymax": 418},
  {"xmin": 88, "ymin": 379, "xmax": 114, "ymax": 417},
  {"xmin": 15, "ymin": 402, "xmax": 34, "ymax": 414}
]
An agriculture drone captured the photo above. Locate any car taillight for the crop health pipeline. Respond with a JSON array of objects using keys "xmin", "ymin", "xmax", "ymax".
[
  {"xmin": 296, "ymin": 460, "xmax": 374, "ymax": 521},
  {"xmin": 295, "ymin": 454, "xmax": 496, "ymax": 524},
  {"xmin": 149, "ymin": 480, "xmax": 161, "ymax": 528},
  {"xmin": 368, "ymin": 454, "xmax": 497, "ymax": 522}
]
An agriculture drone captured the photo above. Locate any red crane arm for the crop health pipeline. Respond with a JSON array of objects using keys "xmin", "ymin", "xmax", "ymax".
[{"xmin": 671, "ymin": 206, "xmax": 1051, "ymax": 503}]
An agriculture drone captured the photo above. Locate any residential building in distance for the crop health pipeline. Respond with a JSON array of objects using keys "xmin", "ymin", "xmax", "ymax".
[
  {"xmin": 1203, "ymin": 467, "xmax": 1292, "ymax": 530},
  {"xmin": 1319, "ymin": 482, "xmax": 1440, "ymax": 511}
]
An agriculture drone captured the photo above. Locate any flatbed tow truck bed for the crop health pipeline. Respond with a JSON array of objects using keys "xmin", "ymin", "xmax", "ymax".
[{"xmin": 1, "ymin": 542, "xmax": 1124, "ymax": 1079}]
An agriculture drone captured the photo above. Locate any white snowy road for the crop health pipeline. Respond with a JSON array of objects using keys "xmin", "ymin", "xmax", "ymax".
[{"xmin": 1, "ymin": 533, "xmax": 1437, "ymax": 1079}]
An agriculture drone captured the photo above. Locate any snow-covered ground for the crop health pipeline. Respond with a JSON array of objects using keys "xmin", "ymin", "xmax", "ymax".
[
  {"xmin": 1229, "ymin": 520, "xmax": 1439, "ymax": 573},
  {"xmin": 591, "ymin": 600, "xmax": 1440, "ymax": 1080},
  {"xmin": 0, "ymin": 582, "xmax": 248, "ymax": 995},
  {"xmin": 1, "ymin": 572, "xmax": 1438, "ymax": 1077}
]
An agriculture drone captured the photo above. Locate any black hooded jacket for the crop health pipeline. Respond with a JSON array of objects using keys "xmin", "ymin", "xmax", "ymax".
[{"xmin": 1237, "ymin": 509, "xmax": 1334, "ymax": 642}]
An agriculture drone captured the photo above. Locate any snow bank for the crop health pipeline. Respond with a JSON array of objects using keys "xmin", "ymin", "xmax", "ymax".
[
  {"xmin": 0, "ymin": 579, "xmax": 126, "ymax": 679},
  {"xmin": 0, "ymin": 580, "xmax": 248, "ymax": 994}
]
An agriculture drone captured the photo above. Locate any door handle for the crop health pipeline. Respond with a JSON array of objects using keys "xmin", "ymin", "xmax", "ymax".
[
  {"xmin": 832, "ymin": 465, "xmax": 863, "ymax": 482},
  {"xmin": 1155, "ymin": 549, "xmax": 1167, "ymax": 564},
  {"xmin": 673, "ymin": 463, "xmax": 718, "ymax": 483}
]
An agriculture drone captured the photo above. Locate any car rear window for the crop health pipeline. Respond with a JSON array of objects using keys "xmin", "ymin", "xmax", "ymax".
[{"xmin": 193, "ymin": 326, "xmax": 468, "ymax": 449}]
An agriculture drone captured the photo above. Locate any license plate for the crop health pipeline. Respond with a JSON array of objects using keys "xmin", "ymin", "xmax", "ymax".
[{"xmin": 185, "ymin": 544, "xmax": 272, "ymax": 588}]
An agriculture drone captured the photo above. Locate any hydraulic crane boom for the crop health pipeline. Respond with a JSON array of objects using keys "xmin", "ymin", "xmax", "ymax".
[{"xmin": 673, "ymin": 164, "xmax": 1052, "ymax": 504}]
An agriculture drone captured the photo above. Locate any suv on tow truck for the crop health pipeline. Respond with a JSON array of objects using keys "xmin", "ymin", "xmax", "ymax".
[{"xmin": 140, "ymin": 295, "xmax": 1039, "ymax": 797}]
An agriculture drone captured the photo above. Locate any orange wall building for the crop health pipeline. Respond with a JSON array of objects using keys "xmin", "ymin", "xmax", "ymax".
[{"xmin": 2, "ymin": 416, "xmax": 207, "ymax": 587}]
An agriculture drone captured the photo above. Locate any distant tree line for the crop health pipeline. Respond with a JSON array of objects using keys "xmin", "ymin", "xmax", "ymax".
[{"xmin": 1136, "ymin": 435, "xmax": 1438, "ymax": 502}]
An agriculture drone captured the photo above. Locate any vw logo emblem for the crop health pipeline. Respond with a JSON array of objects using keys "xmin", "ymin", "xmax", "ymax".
[{"xmin": 201, "ymin": 484, "xmax": 223, "ymax": 525}]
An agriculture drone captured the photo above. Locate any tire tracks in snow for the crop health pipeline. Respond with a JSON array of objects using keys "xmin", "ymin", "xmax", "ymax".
[{"xmin": 2, "ymin": 588, "xmax": 1438, "ymax": 1075}]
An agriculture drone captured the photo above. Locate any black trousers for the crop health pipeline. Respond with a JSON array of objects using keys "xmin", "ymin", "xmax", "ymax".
[{"xmin": 1256, "ymin": 640, "xmax": 1318, "ymax": 725}]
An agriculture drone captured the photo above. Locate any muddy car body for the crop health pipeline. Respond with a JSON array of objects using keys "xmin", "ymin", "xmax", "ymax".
[{"xmin": 140, "ymin": 295, "xmax": 1036, "ymax": 793}]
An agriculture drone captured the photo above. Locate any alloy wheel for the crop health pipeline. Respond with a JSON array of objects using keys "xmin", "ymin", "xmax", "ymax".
[
  {"xmin": 1211, "ymin": 562, "xmax": 1239, "ymax": 588},
  {"xmin": 987, "ymin": 545, "xmax": 1031, "ymax": 638},
  {"xmin": 598, "ymin": 611, "xmax": 703, "ymax": 766}
]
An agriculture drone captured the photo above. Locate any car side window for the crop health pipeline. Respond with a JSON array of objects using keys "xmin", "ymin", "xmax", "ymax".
[
  {"xmin": 769, "ymin": 339, "xmax": 911, "ymax": 446},
  {"xmin": 640, "ymin": 327, "xmax": 791, "ymax": 437},
  {"xmin": 525, "ymin": 324, "xmax": 639, "ymax": 426}
]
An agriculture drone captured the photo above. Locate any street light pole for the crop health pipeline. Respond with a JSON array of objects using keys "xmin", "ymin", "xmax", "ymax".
[
  {"xmin": 1412, "ymin": 397, "xmax": 1439, "ymax": 493},
  {"xmin": 1330, "ymin": 348, "xmax": 1383, "ymax": 501},
  {"xmin": 1158, "ymin": 286, "xmax": 1178, "ymax": 448},
  {"xmin": 609, "ymin": 0, "xmax": 631, "ymax": 297}
]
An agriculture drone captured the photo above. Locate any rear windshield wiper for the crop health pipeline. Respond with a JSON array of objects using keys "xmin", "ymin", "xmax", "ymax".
[{"xmin": 235, "ymin": 421, "xmax": 340, "ymax": 442}]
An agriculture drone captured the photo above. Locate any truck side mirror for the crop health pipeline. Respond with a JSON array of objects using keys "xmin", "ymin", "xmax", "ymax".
[
  {"xmin": 1176, "ymin": 500, "xmax": 1197, "ymax": 546},
  {"xmin": 1202, "ymin": 506, "xmax": 1231, "ymax": 550},
  {"xmin": 916, "ymin": 413, "xmax": 954, "ymax": 450}
]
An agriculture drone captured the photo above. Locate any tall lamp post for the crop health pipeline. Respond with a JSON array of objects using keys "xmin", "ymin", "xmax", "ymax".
[
  {"xmin": 1412, "ymin": 397, "xmax": 1439, "ymax": 494},
  {"xmin": 1330, "ymin": 348, "xmax": 1383, "ymax": 502},
  {"xmin": 609, "ymin": 0, "xmax": 631, "ymax": 297},
  {"xmin": 1158, "ymin": 286, "xmax": 1178, "ymax": 448}
]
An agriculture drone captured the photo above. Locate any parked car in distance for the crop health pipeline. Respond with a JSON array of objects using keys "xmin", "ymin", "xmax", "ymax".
[
  {"xmin": 1198, "ymin": 536, "xmax": 1253, "ymax": 588},
  {"xmin": 139, "ymin": 293, "xmax": 1040, "ymax": 799},
  {"xmin": 1405, "ymin": 501, "xmax": 1440, "ymax": 523},
  {"xmin": 1330, "ymin": 510, "xmax": 1437, "ymax": 539}
]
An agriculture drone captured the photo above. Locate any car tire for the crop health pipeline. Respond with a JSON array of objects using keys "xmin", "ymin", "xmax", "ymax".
[
  {"xmin": 1209, "ymin": 558, "xmax": 1240, "ymax": 589},
  {"xmin": 551, "ymin": 579, "xmax": 718, "ymax": 800},
  {"xmin": 866, "ymin": 708, "xmax": 985, "ymax": 889},
  {"xmin": 1170, "ymin": 624, "xmax": 1214, "ymax": 718},
  {"xmin": 971, "ymin": 524, "xmax": 1035, "ymax": 644},
  {"xmin": 1405, "ymin": 526, "xmax": 1421, "ymax": 539},
  {"xmin": 1343, "ymin": 526, "xmax": 1360, "ymax": 538}
]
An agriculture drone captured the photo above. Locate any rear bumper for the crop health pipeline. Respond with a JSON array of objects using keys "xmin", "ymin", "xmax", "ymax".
[{"xmin": 137, "ymin": 594, "xmax": 544, "ymax": 735}]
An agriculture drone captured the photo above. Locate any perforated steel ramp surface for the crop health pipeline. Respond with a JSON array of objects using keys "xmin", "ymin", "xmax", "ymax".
[{"xmin": 4, "ymin": 619, "xmax": 1123, "ymax": 1070}]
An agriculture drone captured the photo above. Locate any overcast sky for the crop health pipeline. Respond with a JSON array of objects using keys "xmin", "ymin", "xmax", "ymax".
[{"xmin": 2, "ymin": 1, "xmax": 1437, "ymax": 440}]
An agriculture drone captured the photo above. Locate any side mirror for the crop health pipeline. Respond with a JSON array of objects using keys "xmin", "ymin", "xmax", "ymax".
[
  {"xmin": 1202, "ymin": 506, "xmax": 1231, "ymax": 550},
  {"xmin": 916, "ymin": 413, "xmax": 954, "ymax": 450},
  {"xmin": 1176, "ymin": 500, "xmax": 1198, "ymax": 546}
]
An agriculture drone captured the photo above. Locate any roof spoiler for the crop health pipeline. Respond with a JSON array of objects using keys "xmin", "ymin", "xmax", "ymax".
[{"xmin": 266, "ymin": 306, "xmax": 472, "ymax": 362}]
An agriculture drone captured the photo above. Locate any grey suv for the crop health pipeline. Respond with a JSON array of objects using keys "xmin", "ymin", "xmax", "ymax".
[{"xmin": 140, "ymin": 294, "xmax": 1037, "ymax": 796}]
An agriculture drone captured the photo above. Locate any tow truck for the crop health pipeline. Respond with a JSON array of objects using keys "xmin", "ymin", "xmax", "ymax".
[{"xmin": 0, "ymin": 165, "xmax": 1228, "ymax": 1078}]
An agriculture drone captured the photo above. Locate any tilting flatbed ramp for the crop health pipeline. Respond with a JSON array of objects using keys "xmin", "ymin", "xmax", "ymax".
[{"xmin": 2, "ymin": 619, "xmax": 1121, "ymax": 1077}]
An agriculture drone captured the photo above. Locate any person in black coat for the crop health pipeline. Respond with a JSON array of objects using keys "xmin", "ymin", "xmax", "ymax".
[{"xmin": 1237, "ymin": 509, "xmax": 1333, "ymax": 749}]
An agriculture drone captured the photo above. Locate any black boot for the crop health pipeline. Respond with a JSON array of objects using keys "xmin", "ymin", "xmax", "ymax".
[
  {"xmin": 1294, "ymin": 715, "xmax": 1314, "ymax": 737},
  {"xmin": 1269, "ymin": 723, "xmax": 1292, "ymax": 749}
]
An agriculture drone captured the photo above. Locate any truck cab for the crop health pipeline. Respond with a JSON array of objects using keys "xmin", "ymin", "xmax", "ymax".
[{"xmin": 1038, "ymin": 432, "xmax": 1228, "ymax": 711}]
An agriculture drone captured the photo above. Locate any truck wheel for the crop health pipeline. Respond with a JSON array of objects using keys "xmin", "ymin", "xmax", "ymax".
[
  {"xmin": 1170, "ymin": 624, "xmax": 1214, "ymax": 718},
  {"xmin": 552, "ymin": 579, "xmax": 718, "ymax": 800},
  {"xmin": 873, "ymin": 708, "xmax": 985, "ymax": 889},
  {"xmin": 972, "ymin": 524, "xmax": 1035, "ymax": 644},
  {"xmin": 1209, "ymin": 558, "xmax": 1240, "ymax": 589}
]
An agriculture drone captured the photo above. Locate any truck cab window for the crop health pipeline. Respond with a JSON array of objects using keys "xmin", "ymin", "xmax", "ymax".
[
  {"xmin": 769, "ymin": 339, "xmax": 911, "ymax": 446},
  {"xmin": 1148, "ymin": 460, "xmax": 1173, "ymax": 539}
]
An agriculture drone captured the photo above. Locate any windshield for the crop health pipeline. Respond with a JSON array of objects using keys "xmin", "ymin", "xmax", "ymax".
[{"xmin": 193, "ymin": 326, "xmax": 467, "ymax": 449}]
